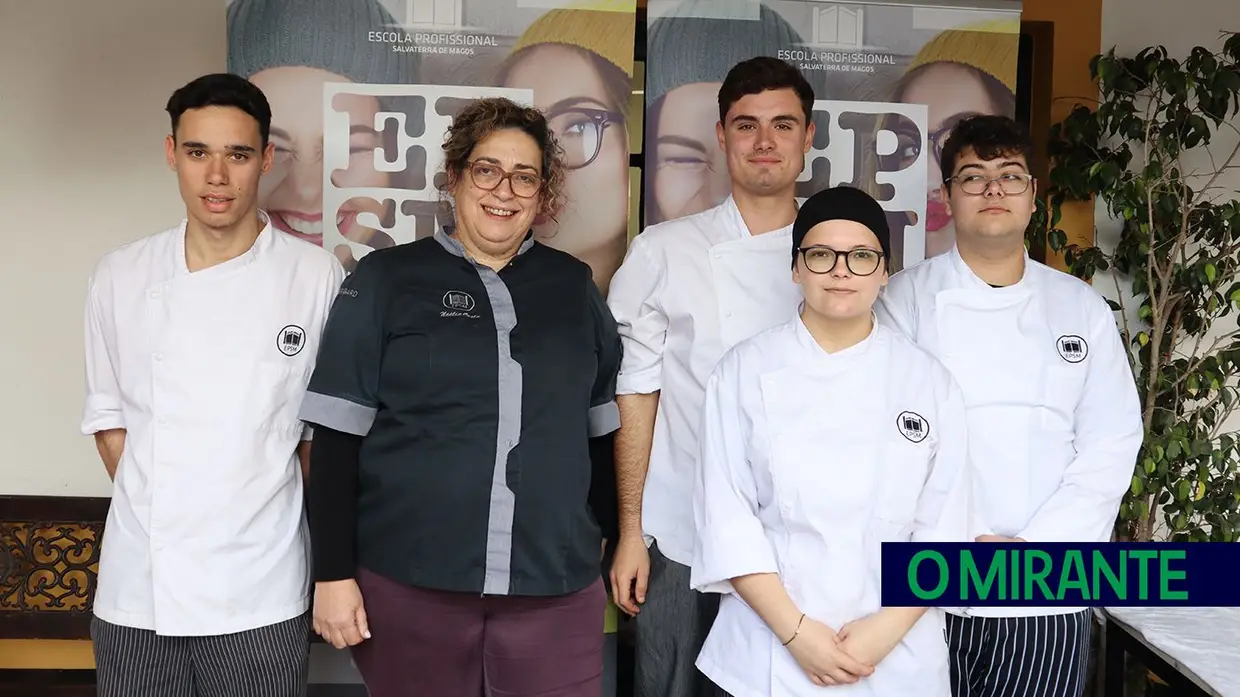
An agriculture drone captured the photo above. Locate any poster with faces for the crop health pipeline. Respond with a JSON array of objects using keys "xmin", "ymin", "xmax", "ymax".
[
  {"xmin": 227, "ymin": 0, "xmax": 638, "ymax": 289},
  {"xmin": 643, "ymin": 0, "xmax": 1022, "ymax": 269}
]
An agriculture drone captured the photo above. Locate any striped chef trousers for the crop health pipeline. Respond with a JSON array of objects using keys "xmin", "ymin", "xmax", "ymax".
[
  {"xmin": 947, "ymin": 610, "xmax": 1093, "ymax": 697},
  {"xmin": 90, "ymin": 611, "xmax": 312, "ymax": 697}
]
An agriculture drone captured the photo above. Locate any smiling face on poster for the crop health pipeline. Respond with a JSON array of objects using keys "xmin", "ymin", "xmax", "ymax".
[
  {"xmin": 227, "ymin": 0, "xmax": 637, "ymax": 287},
  {"xmin": 492, "ymin": 7, "xmax": 635, "ymax": 295},
  {"xmin": 643, "ymin": 0, "xmax": 1019, "ymax": 270}
]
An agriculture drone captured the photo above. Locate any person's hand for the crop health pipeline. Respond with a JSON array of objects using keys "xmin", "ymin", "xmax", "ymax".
[
  {"xmin": 976, "ymin": 534, "xmax": 1025, "ymax": 543},
  {"xmin": 313, "ymin": 579, "xmax": 370, "ymax": 649},
  {"xmin": 609, "ymin": 535, "xmax": 650, "ymax": 616},
  {"xmin": 784, "ymin": 616, "xmax": 875, "ymax": 686},
  {"xmin": 837, "ymin": 611, "xmax": 908, "ymax": 668}
]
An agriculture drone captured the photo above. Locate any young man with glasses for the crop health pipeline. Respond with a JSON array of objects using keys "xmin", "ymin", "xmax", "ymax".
[
  {"xmin": 875, "ymin": 114, "xmax": 1143, "ymax": 697},
  {"xmin": 606, "ymin": 56, "xmax": 815, "ymax": 697},
  {"xmin": 690, "ymin": 185, "xmax": 972, "ymax": 697}
]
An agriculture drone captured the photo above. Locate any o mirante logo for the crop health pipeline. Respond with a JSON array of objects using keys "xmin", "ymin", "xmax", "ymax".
[{"xmin": 877, "ymin": 543, "xmax": 1232, "ymax": 607}]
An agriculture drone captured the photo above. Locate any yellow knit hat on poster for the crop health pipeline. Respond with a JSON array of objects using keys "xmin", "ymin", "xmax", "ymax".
[
  {"xmin": 905, "ymin": 18, "xmax": 1019, "ymax": 93},
  {"xmin": 509, "ymin": 8, "xmax": 635, "ymax": 79}
]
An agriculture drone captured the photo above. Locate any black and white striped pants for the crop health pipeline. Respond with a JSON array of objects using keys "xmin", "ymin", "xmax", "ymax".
[
  {"xmin": 90, "ymin": 611, "xmax": 311, "ymax": 697},
  {"xmin": 947, "ymin": 610, "xmax": 1093, "ymax": 697}
]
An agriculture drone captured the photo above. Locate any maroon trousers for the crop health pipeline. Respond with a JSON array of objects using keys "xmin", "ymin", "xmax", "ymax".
[{"xmin": 350, "ymin": 567, "xmax": 606, "ymax": 697}]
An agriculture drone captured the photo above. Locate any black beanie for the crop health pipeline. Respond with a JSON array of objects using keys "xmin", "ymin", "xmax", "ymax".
[{"xmin": 792, "ymin": 186, "xmax": 891, "ymax": 264}]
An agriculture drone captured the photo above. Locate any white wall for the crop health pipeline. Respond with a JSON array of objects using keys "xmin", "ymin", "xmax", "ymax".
[{"xmin": 0, "ymin": 0, "xmax": 226, "ymax": 496}]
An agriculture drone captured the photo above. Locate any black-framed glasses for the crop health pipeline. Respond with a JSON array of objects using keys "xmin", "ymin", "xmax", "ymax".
[
  {"xmin": 466, "ymin": 160, "xmax": 542, "ymax": 198},
  {"xmin": 798, "ymin": 246, "xmax": 885, "ymax": 276},
  {"xmin": 546, "ymin": 107, "xmax": 623, "ymax": 170},
  {"xmin": 946, "ymin": 172, "xmax": 1034, "ymax": 196}
]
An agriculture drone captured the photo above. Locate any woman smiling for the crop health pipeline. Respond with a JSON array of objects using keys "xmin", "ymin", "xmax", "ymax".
[{"xmin": 298, "ymin": 97, "xmax": 623, "ymax": 697}]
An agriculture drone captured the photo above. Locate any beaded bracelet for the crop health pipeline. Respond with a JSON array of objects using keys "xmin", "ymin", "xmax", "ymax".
[{"xmin": 781, "ymin": 613, "xmax": 806, "ymax": 646}]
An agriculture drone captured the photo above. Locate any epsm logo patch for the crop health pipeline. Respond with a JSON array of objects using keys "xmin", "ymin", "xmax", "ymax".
[
  {"xmin": 897, "ymin": 411, "xmax": 929, "ymax": 443},
  {"xmin": 277, "ymin": 325, "xmax": 305, "ymax": 357},
  {"xmin": 443, "ymin": 291, "xmax": 475, "ymax": 312},
  {"xmin": 1056, "ymin": 335, "xmax": 1088, "ymax": 363}
]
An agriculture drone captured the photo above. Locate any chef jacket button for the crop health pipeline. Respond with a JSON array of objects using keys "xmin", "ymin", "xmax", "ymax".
[
  {"xmin": 148, "ymin": 290, "xmax": 160, "ymax": 299},
  {"xmin": 153, "ymin": 353, "xmax": 163, "ymax": 361}
]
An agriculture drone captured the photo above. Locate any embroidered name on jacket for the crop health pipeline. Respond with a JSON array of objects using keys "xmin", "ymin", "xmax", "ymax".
[{"xmin": 897, "ymin": 411, "xmax": 930, "ymax": 443}]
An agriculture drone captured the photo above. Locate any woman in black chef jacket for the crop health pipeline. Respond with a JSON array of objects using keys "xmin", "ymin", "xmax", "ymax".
[{"xmin": 297, "ymin": 96, "xmax": 622, "ymax": 697}]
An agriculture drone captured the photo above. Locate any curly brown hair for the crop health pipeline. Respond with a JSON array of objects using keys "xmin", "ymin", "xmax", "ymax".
[{"xmin": 439, "ymin": 97, "xmax": 567, "ymax": 221}]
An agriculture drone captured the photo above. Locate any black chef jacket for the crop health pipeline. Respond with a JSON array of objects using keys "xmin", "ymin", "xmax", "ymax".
[{"xmin": 299, "ymin": 229, "xmax": 622, "ymax": 597}]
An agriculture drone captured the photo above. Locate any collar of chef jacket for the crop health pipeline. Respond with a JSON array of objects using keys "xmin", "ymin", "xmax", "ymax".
[
  {"xmin": 944, "ymin": 242, "xmax": 1036, "ymax": 291},
  {"xmin": 789, "ymin": 301, "xmax": 882, "ymax": 366},
  {"xmin": 434, "ymin": 225, "xmax": 536, "ymax": 262},
  {"xmin": 169, "ymin": 209, "xmax": 278, "ymax": 278}
]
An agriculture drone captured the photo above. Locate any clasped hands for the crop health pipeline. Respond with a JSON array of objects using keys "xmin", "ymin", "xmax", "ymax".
[
  {"xmin": 784, "ymin": 535, "xmax": 1023, "ymax": 685},
  {"xmin": 784, "ymin": 610, "xmax": 905, "ymax": 688}
]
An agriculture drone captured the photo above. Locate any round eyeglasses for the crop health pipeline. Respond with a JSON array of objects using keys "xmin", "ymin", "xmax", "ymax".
[
  {"xmin": 467, "ymin": 160, "xmax": 542, "ymax": 198},
  {"xmin": 798, "ymin": 246, "xmax": 885, "ymax": 276},
  {"xmin": 546, "ymin": 107, "xmax": 623, "ymax": 170},
  {"xmin": 947, "ymin": 172, "xmax": 1034, "ymax": 196}
]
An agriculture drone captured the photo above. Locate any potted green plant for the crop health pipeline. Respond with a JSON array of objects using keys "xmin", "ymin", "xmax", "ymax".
[{"xmin": 1027, "ymin": 30, "xmax": 1240, "ymax": 545}]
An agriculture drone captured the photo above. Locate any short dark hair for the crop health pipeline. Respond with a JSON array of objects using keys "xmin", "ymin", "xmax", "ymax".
[
  {"xmin": 939, "ymin": 114, "xmax": 1033, "ymax": 180},
  {"xmin": 439, "ymin": 97, "xmax": 567, "ymax": 221},
  {"xmin": 717, "ymin": 56, "xmax": 814, "ymax": 126},
  {"xmin": 165, "ymin": 73, "xmax": 273, "ymax": 147}
]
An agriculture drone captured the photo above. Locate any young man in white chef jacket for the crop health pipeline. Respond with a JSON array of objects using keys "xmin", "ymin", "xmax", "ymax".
[
  {"xmin": 691, "ymin": 185, "xmax": 974, "ymax": 697},
  {"xmin": 79, "ymin": 73, "xmax": 345, "ymax": 697},
  {"xmin": 875, "ymin": 114, "xmax": 1144, "ymax": 697},
  {"xmin": 606, "ymin": 56, "xmax": 815, "ymax": 697}
]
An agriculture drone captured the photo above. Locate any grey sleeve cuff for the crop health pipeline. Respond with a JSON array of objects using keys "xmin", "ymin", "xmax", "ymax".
[
  {"xmin": 588, "ymin": 401, "xmax": 620, "ymax": 437},
  {"xmin": 298, "ymin": 391, "xmax": 377, "ymax": 437}
]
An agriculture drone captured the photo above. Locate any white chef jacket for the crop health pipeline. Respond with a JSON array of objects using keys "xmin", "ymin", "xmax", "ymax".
[
  {"xmin": 691, "ymin": 316, "xmax": 973, "ymax": 697},
  {"xmin": 607, "ymin": 196, "xmax": 804, "ymax": 566},
  {"xmin": 80, "ymin": 212, "xmax": 345, "ymax": 636},
  {"xmin": 875, "ymin": 246, "xmax": 1144, "ymax": 618}
]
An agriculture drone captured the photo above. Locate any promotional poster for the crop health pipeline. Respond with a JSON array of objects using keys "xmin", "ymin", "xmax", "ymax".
[
  {"xmin": 643, "ymin": 0, "xmax": 1021, "ymax": 269},
  {"xmin": 226, "ymin": 0, "xmax": 637, "ymax": 292}
]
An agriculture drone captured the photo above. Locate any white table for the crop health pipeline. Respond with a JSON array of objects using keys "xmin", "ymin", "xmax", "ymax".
[{"xmin": 1102, "ymin": 607, "xmax": 1240, "ymax": 697}]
